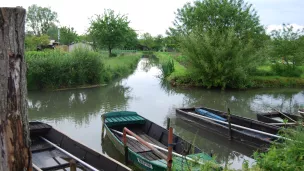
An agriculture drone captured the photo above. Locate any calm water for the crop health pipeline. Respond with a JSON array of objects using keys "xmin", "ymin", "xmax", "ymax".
[{"xmin": 28, "ymin": 58, "xmax": 304, "ymax": 169}]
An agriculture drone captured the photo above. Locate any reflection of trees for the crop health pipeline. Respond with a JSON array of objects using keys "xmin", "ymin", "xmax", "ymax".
[
  {"xmin": 139, "ymin": 57, "xmax": 160, "ymax": 72},
  {"xmin": 162, "ymin": 85, "xmax": 304, "ymax": 118},
  {"xmin": 28, "ymin": 81, "xmax": 132, "ymax": 126}
]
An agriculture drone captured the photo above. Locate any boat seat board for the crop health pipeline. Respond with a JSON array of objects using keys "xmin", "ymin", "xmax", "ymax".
[
  {"xmin": 105, "ymin": 112, "xmax": 145, "ymax": 127},
  {"xmin": 114, "ymin": 133, "xmax": 152, "ymax": 153}
]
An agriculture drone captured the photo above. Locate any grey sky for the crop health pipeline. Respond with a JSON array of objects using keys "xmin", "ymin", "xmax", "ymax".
[{"xmin": 3, "ymin": 0, "xmax": 304, "ymax": 36}]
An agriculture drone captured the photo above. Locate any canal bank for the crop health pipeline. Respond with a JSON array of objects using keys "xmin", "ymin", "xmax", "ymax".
[{"xmin": 28, "ymin": 58, "xmax": 304, "ymax": 170}]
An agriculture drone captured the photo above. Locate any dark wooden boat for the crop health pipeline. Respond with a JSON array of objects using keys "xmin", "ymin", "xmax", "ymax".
[
  {"xmin": 298, "ymin": 109, "xmax": 304, "ymax": 117},
  {"xmin": 102, "ymin": 111, "xmax": 218, "ymax": 171},
  {"xmin": 256, "ymin": 111, "xmax": 303, "ymax": 126},
  {"xmin": 176, "ymin": 107, "xmax": 281, "ymax": 149},
  {"xmin": 30, "ymin": 121, "xmax": 131, "ymax": 171}
]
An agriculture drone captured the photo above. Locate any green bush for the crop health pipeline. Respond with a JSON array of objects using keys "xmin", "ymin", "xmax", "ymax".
[
  {"xmin": 271, "ymin": 63, "xmax": 302, "ymax": 77},
  {"xmin": 160, "ymin": 59, "xmax": 175, "ymax": 78},
  {"xmin": 26, "ymin": 48, "xmax": 104, "ymax": 90},
  {"xmin": 254, "ymin": 126, "xmax": 304, "ymax": 171}
]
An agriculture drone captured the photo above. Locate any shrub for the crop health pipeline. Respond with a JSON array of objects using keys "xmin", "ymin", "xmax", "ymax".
[
  {"xmin": 254, "ymin": 126, "xmax": 304, "ymax": 171},
  {"xmin": 271, "ymin": 63, "xmax": 302, "ymax": 77},
  {"xmin": 160, "ymin": 59, "xmax": 175, "ymax": 78},
  {"xmin": 26, "ymin": 48, "xmax": 104, "ymax": 90}
]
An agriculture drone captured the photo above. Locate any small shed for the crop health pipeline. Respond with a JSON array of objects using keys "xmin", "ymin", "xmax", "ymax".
[{"xmin": 68, "ymin": 42, "xmax": 92, "ymax": 52}]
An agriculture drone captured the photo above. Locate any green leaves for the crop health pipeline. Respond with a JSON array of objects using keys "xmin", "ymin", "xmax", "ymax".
[
  {"xmin": 170, "ymin": 0, "xmax": 267, "ymax": 89},
  {"xmin": 26, "ymin": 4, "xmax": 58, "ymax": 36},
  {"xmin": 60, "ymin": 26, "xmax": 78, "ymax": 45},
  {"xmin": 89, "ymin": 9, "xmax": 136, "ymax": 56}
]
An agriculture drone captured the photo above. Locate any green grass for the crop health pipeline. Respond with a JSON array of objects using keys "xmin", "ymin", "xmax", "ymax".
[{"xmin": 155, "ymin": 52, "xmax": 188, "ymax": 80}]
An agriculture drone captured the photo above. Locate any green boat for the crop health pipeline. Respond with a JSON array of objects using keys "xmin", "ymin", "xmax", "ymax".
[{"xmin": 102, "ymin": 111, "xmax": 218, "ymax": 171}]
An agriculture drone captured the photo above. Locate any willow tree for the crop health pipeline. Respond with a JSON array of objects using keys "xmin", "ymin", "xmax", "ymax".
[
  {"xmin": 0, "ymin": 7, "xmax": 32, "ymax": 171},
  {"xmin": 170, "ymin": 0, "xmax": 269, "ymax": 89}
]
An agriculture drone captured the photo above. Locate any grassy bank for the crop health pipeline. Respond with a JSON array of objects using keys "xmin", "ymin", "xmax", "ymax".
[
  {"xmin": 156, "ymin": 52, "xmax": 304, "ymax": 88},
  {"xmin": 26, "ymin": 49, "xmax": 140, "ymax": 90}
]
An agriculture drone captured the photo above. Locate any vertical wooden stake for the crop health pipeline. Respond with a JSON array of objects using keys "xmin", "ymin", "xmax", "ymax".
[
  {"xmin": 228, "ymin": 108, "xmax": 232, "ymax": 141},
  {"xmin": 0, "ymin": 7, "xmax": 32, "ymax": 171},
  {"xmin": 167, "ymin": 127, "xmax": 173, "ymax": 171},
  {"xmin": 70, "ymin": 159, "xmax": 76, "ymax": 171},
  {"xmin": 167, "ymin": 118, "xmax": 171, "ymax": 130},
  {"xmin": 101, "ymin": 115, "xmax": 105, "ymax": 138},
  {"xmin": 123, "ymin": 127, "xmax": 128, "ymax": 165}
]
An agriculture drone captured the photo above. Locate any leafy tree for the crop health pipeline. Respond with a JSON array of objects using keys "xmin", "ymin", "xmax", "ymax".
[
  {"xmin": 60, "ymin": 26, "xmax": 78, "ymax": 45},
  {"xmin": 270, "ymin": 24, "xmax": 304, "ymax": 77},
  {"xmin": 123, "ymin": 28, "xmax": 138, "ymax": 49},
  {"xmin": 153, "ymin": 34, "xmax": 164, "ymax": 51},
  {"xmin": 89, "ymin": 9, "xmax": 130, "ymax": 56},
  {"xmin": 25, "ymin": 35, "xmax": 50, "ymax": 51},
  {"xmin": 26, "ymin": 4, "xmax": 58, "ymax": 36},
  {"xmin": 46, "ymin": 23, "xmax": 58, "ymax": 41},
  {"xmin": 172, "ymin": 0, "xmax": 267, "ymax": 89},
  {"xmin": 139, "ymin": 33, "xmax": 154, "ymax": 50},
  {"xmin": 78, "ymin": 34, "xmax": 93, "ymax": 43}
]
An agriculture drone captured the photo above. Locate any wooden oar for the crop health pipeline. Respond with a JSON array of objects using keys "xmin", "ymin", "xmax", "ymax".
[
  {"xmin": 187, "ymin": 112, "xmax": 290, "ymax": 140},
  {"xmin": 271, "ymin": 107, "xmax": 296, "ymax": 123},
  {"xmin": 111, "ymin": 129, "xmax": 208, "ymax": 164}
]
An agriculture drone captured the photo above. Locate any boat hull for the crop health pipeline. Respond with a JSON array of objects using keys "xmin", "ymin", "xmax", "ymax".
[
  {"xmin": 257, "ymin": 111, "xmax": 303, "ymax": 126},
  {"xmin": 176, "ymin": 107, "xmax": 280, "ymax": 150},
  {"xmin": 30, "ymin": 122, "xmax": 131, "ymax": 171},
  {"xmin": 103, "ymin": 111, "xmax": 214, "ymax": 171}
]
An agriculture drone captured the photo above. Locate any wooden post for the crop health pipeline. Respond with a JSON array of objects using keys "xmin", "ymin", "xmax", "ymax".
[
  {"xmin": 123, "ymin": 128, "xmax": 128, "ymax": 165},
  {"xmin": 69, "ymin": 159, "xmax": 76, "ymax": 171},
  {"xmin": 101, "ymin": 115, "xmax": 105, "ymax": 138},
  {"xmin": 167, "ymin": 118, "xmax": 170, "ymax": 130},
  {"xmin": 167, "ymin": 127, "xmax": 173, "ymax": 171},
  {"xmin": 227, "ymin": 108, "xmax": 232, "ymax": 140},
  {"xmin": 0, "ymin": 7, "xmax": 32, "ymax": 171}
]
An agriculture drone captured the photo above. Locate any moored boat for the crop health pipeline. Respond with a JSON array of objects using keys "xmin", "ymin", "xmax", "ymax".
[
  {"xmin": 176, "ymin": 107, "xmax": 281, "ymax": 149},
  {"xmin": 30, "ymin": 121, "xmax": 131, "ymax": 171},
  {"xmin": 102, "ymin": 111, "xmax": 219, "ymax": 171},
  {"xmin": 299, "ymin": 109, "xmax": 304, "ymax": 117},
  {"xmin": 256, "ymin": 111, "xmax": 303, "ymax": 127}
]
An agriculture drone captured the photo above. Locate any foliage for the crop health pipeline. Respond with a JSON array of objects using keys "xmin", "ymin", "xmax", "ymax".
[
  {"xmin": 171, "ymin": 0, "xmax": 267, "ymax": 89},
  {"xmin": 25, "ymin": 34, "xmax": 50, "ymax": 51},
  {"xmin": 60, "ymin": 26, "xmax": 78, "ymax": 45},
  {"xmin": 26, "ymin": 48, "xmax": 104, "ymax": 90},
  {"xmin": 26, "ymin": 4, "xmax": 58, "ymax": 35},
  {"xmin": 254, "ymin": 126, "xmax": 304, "ymax": 171},
  {"xmin": 123, "ymin": 28, "xmax": 138, "ymax": 49},
  {"xmin": 269, "ymin": 24, "xmax": 304, "ymax": 76},
  {"xmin": 160, "ymin": 59, "xmax": 175, "ymax": 78},
  {"xmin": 139, "ymin": 33, "xmax": 155, "ymax": 50},
  {"xmin": 153, "ymin": 34, "xmax": 164, "ymax": 51},
  {"xmin": 103, "ymin": 54, "xmax": 141, "ymax": 81},
  {"xmin": 89, "ymin": 9, "xmax": 133, "ymax": 56},
  {"xmin": 46, "ymin": 23, "xmax": 58, "ymax": 41}
]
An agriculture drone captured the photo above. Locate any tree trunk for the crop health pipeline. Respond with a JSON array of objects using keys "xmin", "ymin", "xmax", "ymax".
[
  {"xmin": 109, "ymin": 46, "xmax": 112, "ymax": 57},
  {"xmin": 0, "ymin": 7, "xmax": 32, "ymax": 171}
]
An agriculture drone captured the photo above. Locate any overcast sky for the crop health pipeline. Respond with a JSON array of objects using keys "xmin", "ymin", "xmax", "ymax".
[{"xmin": 3, "ymin": 0, "xmax": 304, "ymax": 36}]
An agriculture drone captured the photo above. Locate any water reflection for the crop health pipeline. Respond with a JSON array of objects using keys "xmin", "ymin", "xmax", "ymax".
[
  {"xmin": 28, "ymin": 81, "xmax": 132, "ymax": 126},
  {"xmin": 28, "ymin": 58, "xmax": 304, "ymax": 170}
]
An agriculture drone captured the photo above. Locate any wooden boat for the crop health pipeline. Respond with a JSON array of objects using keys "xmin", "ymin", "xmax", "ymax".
[
  {"xmin": 176, "ymin": 107, "xmax": 281, "ymax": 149},
  {"xmin": 256, "ymin": 111, "xmax": 303, "ymax": 126},
  {"xmin": 102, "ymin": 111, "xmax": 218, "ymax": 171},
  {"xmin": 30, "ymin": 121, "xmax": 131, "ymax": 171},
  {"xmin": 299, "ymin": 109, "xmax": 304, "ymax": 117}
]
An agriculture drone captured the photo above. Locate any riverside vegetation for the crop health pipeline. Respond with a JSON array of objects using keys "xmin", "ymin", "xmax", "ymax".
[{"xmin": 26, "ymin": 48, "xmax": 140, "ymax": 90}]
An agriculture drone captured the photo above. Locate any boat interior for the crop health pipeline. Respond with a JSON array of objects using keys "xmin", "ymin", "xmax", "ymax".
[{"xmin": 105, "ymin": 113, "xmax": 210, "ymax": 168}]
